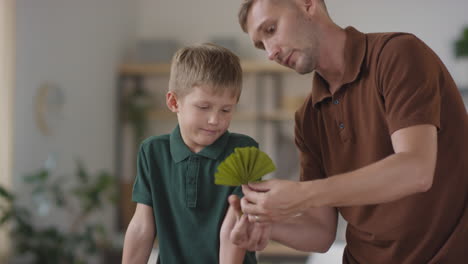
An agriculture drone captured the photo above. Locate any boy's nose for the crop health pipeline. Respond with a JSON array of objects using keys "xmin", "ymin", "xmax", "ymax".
[{"xmin": 208, "ymin": 113, "xmax": 219, "ymax": 125}]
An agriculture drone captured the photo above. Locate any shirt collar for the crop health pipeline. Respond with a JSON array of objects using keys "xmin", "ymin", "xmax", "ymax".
[
  {"xmin": 311, "ymin": 26, "xmax": 367, "ymax": 107},
  {"xmin": 170, "ymin": 125, "xmax": 230, "ymax": 163}
]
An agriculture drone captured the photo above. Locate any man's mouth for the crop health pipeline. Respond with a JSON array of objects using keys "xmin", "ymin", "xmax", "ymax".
[{"xmin": 283, "ymin": 51, "xmax": 293, "ymax": 67}]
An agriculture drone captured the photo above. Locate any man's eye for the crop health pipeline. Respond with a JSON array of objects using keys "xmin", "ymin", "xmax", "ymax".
[{"xmin": 266, "ymin": 25, "xmax": 275, "ymax": 34}]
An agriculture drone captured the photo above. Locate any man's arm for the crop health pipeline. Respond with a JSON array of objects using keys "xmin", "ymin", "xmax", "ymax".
[
  {"xmin": 314, "ymin": 124, "xmax": 437, "ymax": 207},
  {"xmin": 229, "ymin": 194, "xmax": 337, "ymax": 253},
  {"xmin": 122, "ymin": 203, "xmax": 156, "ymax": 264},
  {"xmin": 241, "ymin": 124, "xmax": 437, "ymax": 221},
  {"xmin": 269, "ymin": 206, "xmax": 337, "ymax": 252}
]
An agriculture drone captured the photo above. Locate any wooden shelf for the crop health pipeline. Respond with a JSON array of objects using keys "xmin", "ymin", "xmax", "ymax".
[
  {"xmin": 119, "ymin": 60, "xmax": 291, "ymax": 76},
  {"xmin": 146, "ymin": 109, "xmax": 295, "ymax": 122}
]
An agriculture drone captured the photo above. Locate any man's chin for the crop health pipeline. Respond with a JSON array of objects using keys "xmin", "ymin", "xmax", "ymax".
[
  {"xmin": 296, "ymin": 67, "xmax": 314, "ymax": 75},
  {"xmin": 294, "ymin": 60, "xmax": 315, "ymax": 75}
]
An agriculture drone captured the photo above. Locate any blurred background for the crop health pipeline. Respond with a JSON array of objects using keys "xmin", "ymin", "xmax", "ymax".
[{"xmin": 1, "ymin": 0, "xmax": 467, "ymax": 263}]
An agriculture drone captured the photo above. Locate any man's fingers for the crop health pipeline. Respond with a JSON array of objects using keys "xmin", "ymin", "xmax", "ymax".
[
  {"xmin": 240, "ymin": 196, "xmax": 260, "ymax": 216},
  {"xmin": 242, "ymin": 185, "xmax": 262, "ymax": 204},
  {"xmin": 248, "ymin": 180, "xmax": 272, "ymax": 192},
  {"xmin": 246, "ymin": 223, "xmax": 262, "ymax": 250},
  {"xmin": 256, "ymin": 225, "xmax": 271, "ymax": 251}
]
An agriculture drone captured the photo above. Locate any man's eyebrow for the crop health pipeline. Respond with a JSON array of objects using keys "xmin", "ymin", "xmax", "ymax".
[
  {"xmin": 255, "ymin": 19, "xmax": 268, "ymax": 35},
  {"xmin": 252, "ymin": 20, "xmax": 268, "ymax": 49},
  {"xmin": 254, "ymin": 40, "xmax": 265, "ymax": 50}
]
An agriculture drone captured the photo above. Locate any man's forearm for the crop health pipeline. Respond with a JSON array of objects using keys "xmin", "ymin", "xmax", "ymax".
[
  {"xmin": 307, "ymin": 152, "xmax": 435, "ymax": 208},
  {"xmin": 270, "ymin": 206, "xmax": 337, "ymax": 252}
]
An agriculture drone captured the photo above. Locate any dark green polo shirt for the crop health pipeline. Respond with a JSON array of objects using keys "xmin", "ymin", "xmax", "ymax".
[{"xmin": 132, "ymin": 125, "xmax": 258, "ymax": 264}]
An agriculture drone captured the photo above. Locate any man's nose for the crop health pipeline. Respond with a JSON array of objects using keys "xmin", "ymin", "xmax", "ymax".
[{"xmin": 266, "ymin": 43, "xmax": 280, "ymax": 61}]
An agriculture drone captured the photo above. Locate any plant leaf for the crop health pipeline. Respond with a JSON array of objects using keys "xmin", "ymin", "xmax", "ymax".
[
  {"xmin": 0, "ymin": 185, "xmax": 14, "ymax": 201},
  {"xmin": 215, "ymin": 147, "xmax": 276, "ymax": 186}
]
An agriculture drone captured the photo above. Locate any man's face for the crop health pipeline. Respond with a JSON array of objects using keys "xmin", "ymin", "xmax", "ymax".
[
  {"xmin": 246, "ymin": 0, "xmax": 319, "ymax": 74},
  {"xmin": 168, "ymin": 85, "xmax": 237, "ymax": 153}
]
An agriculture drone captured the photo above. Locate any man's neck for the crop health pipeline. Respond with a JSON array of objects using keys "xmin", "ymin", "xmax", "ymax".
[{"xmin": 315, "ymin": 25, "xmax": 347, "ymax": 94}]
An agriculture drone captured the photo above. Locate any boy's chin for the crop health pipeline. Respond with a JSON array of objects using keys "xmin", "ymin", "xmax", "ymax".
[{"xmin": 196, "ymin": 135, "xmax": 222, "ymax": 146}]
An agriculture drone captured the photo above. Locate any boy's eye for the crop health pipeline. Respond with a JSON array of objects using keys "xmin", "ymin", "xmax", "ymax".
[
  {"xmin": 222, "ymin": 109, "xmax": 232, "ymax": 113},
  {"xmin": 197, "ymin": 105, "xmax": 209, "ymax": 110}
]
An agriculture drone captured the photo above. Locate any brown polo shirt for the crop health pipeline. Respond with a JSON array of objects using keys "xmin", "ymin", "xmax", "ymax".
[{"xmin": 295, "ymin": 27, "xmax": 468, "ymax": 263}]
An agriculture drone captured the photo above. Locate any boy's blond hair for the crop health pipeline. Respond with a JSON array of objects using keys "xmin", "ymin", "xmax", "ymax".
[{"xmin": 168, "ymin": 43, "xmax": 243, "ymax": 100}]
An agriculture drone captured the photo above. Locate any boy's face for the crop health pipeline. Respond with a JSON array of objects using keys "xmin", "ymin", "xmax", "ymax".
[{"xmin": 166, "ymin": 85, "xmax": 238, "ymax": 153}]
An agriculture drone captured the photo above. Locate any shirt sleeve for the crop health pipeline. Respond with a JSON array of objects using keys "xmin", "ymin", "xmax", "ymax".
[
  {"xmin": 132, "ymin": 143, "xmax": 153, "ymax": 207},
  {"xmin": 377, "ymin": 34, "xmax": 441, "ymax": 134},
  {"xmin": 294, "ymin": 109, "xmax": 326, "ymax": 181}
]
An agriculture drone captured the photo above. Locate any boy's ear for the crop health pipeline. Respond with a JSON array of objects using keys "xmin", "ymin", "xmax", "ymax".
[{"xmin": 166, "ymin": 91, "xmax": 179, "ymax": 113}]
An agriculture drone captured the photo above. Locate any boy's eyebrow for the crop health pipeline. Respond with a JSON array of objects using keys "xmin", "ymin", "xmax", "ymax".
[{"xmin": 194, "ymin": 100, "xmax": 236, "ymax": 107}]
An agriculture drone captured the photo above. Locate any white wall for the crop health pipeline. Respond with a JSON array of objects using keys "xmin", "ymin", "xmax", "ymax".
[
  {"xmin": 326, "ymin": 0, "xmax": 468, "ymax": 87},
  {"xmin": 136, "ymin": 0, "xmax": 468, "ymax": 80},
  {"xmin": 0, "ymin": 0, "xmax": 15, "ymax": 260},
  {"xmin": 14, "ymin": 0, "xmax": 135, "ymax": 233},
  {"xmin": 135, "ymin": 0, "xmax": 264, "ymax": 59}
]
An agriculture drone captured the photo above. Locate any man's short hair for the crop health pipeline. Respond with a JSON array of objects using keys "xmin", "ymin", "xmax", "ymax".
[
  {"xmin": 238, "ymin": 0, "xmax": 328, "ymax": 33},
  {"xmin": 168, "ymin": 43, "xmax": 243, "ymax": 100},
  {"xmin": 238, "ymin": 0, "xmax": 256, "ymax": 33}
]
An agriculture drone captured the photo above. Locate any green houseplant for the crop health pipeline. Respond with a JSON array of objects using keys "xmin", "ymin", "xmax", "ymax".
[
  {"xmin": 454, "ymin": 26, "xmax": 468, "ymax": 58},
  {"xmin": 454, "ymin": 25, "xmax": 468, "ymax": 87},
  {"xmin": 0, "ymin": 160, "xmax": 118, "ymax": 264}
]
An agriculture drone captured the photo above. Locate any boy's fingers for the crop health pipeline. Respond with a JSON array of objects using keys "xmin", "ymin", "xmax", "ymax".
[
  {"xmin": 230, "ymin": 214, "xmax": 249, "ymax": 247},
  {"xmin": 228, "ymin": 194, "xmax": 242, "ymax": 218}
]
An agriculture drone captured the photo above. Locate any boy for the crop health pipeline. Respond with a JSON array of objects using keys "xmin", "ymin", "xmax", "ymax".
[{"xmin": 122, "ymin": 43, "xmax": 257, "ymax": 264}]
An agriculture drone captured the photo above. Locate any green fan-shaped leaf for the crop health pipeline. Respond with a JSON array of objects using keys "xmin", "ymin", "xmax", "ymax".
[{"xmin": 215, "ymin": 146, "xmax": 276, "ymax": 186}]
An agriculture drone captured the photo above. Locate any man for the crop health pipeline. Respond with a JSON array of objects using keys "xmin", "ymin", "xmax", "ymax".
[{"xmin": 228, "ymin": 0, "xmax": 468, "ymax": 263}]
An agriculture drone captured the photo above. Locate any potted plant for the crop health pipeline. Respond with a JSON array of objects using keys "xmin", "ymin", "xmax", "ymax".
[
  {"xmin": 454, "ymin": 25, "xmax": 468, "ymax": 87},
  {"xmin": 0, "ymin": 160, "xmax": 120, "ymax": 264}
]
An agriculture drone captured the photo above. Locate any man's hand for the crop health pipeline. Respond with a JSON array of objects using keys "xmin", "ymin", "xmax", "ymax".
[
  {"xmin": 227, "ymin": 195, "xmax": 271, "ymax": 251},
  {"xmin": 241, "ymin": 179, "xmax": 310, "ymax": 223}
]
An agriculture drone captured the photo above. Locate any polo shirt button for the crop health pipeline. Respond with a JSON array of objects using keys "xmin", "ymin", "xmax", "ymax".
[
  {"xmin": 333, "ymin": 99, "xmax": 340, "ymax": 105},
  {"xmin": 339, "ymin": 123, "xmax": 345, "ymax": 129}
]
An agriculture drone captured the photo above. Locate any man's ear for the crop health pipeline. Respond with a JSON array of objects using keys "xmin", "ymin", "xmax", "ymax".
[
  {"xmin": 304, "ymin": 0, "xmax": 315, "ymax": 13},
  {"xmin": 166, "ymin": 91, "xmax": 179, "ymax": 113}
]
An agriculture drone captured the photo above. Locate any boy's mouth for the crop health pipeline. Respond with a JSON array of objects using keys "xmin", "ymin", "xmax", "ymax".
[{"xmin": 200, "ymin": 128, "xmax": 218, "ymax": 135}]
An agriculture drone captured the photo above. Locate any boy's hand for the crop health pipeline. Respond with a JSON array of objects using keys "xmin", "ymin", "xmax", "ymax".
[{"xmin": 228, "ymin": 195, "xmax": 272, "ymax": 251}]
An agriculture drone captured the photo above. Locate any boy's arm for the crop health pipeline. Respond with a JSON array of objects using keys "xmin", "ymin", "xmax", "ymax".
[
  {"xmin": 122, "ymin": 203, "xmax": 156, "ymax": 264},
  {"xmin": 219, "ymin": 200, "xmax": 247, "ymax": 264}
]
